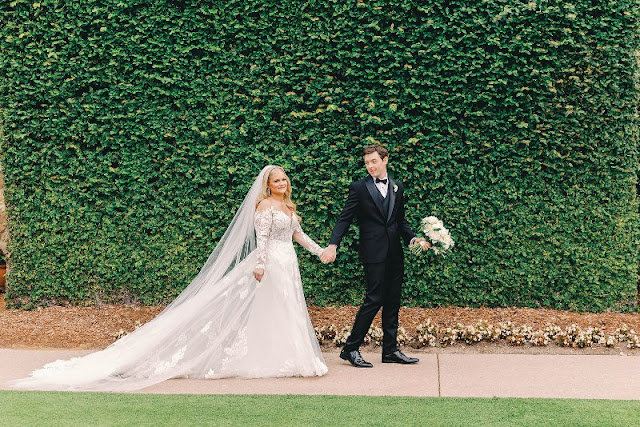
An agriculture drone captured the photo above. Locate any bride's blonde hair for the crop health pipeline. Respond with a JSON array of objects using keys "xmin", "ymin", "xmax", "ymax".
[{"xmin": 255, "ymin": 166, "xmax": 298, "ymax": 216}]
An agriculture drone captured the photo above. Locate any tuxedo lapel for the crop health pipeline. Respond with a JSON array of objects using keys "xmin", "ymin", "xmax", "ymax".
[
  {"xmin": 387, "ymin": 177, "xmax": 396, "ymax": 222},
  {"xmin": 365, "ymin": 177, "xmax": 387, "ymax": 219}
]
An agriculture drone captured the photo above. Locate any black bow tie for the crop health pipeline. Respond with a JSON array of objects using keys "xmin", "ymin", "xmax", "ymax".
[{"xmin": 375, "ymin": 178, "xmax": 388, "ymax": 184}]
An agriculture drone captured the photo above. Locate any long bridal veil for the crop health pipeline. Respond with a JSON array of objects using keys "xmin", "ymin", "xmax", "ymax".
[
  {"xmin": 12, "ymin": 166, "xmax": 277, "ymax": 392},
  {"xmin": 166, "ymin": 165, "xmax": 270, "ymax": 308}
]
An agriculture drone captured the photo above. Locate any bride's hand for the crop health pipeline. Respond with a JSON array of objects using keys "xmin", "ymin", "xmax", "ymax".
[
  {"xmin": 320, "ymin": 245, "xmax": 337, "ymax": 264},
  {"xmin": 253, "ymin": 268, "xmax": 264, "ymax": 282}
]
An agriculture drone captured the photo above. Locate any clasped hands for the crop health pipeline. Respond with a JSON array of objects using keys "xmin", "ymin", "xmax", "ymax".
[
  {"xmin": 319, "ymin": 238, "xmax": 431, "ymax": 264},
  {"xmin": 319, "ymin": 245, "xmax": 337, "ymax": 264}
]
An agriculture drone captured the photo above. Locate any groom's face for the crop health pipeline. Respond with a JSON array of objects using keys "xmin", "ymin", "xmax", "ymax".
[{"xmin": 364, "ymin": 152, "xmax": 388, "ymax": 179}]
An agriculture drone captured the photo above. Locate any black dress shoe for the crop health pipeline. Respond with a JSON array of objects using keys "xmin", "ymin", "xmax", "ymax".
[
  {"xmin": 382, "ymin": 350, "xmax": 419, "ymax": 364},
  {"xmin": 340, "ymin": 348, "xmax": 373, "ymax": 368}
]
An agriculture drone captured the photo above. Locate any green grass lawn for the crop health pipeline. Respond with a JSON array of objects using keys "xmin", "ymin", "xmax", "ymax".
[{"xmin": 3, "ymin": 391, "xmax": 639, "ymax": 426}]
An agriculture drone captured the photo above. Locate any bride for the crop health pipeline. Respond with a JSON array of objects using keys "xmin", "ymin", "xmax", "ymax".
[{"xmin": 12, "ymin": 165, "xmax": 328, "ymax": 392}]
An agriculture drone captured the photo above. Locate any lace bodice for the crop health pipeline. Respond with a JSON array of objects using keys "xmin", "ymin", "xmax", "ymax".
[{"xmin": 254, "ymin": 206, "xmax": 323, "ymax": 269}]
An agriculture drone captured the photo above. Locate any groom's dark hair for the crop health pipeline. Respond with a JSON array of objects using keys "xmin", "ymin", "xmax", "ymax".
[{"xmin": 363, "ymin": 144, "xmax": 389, "ymax": 159}]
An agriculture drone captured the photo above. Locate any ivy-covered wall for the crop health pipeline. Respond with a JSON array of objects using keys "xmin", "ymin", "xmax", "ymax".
[{"xmin": 1, "ymin": 0, "xmax": 638, "ymax": 311}]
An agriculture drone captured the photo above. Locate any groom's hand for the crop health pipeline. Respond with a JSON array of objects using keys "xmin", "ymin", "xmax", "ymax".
[
  {"xmin": 415, "ymin": 237, "xmax": 431, "ymax": 251},
  {"xmin": 320, "ymin": 245, "xmax": 337, "ymax": 264}
]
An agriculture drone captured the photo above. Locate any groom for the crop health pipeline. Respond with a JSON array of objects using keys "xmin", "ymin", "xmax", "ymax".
[{"xmin": 321, "ymin": 145, "xmax": 429, "ymax": 367}]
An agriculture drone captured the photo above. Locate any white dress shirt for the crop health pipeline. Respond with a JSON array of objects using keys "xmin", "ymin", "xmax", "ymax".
[{"xmin": 375, "ymin": 175, "xmax": 388, "ymax": 198}]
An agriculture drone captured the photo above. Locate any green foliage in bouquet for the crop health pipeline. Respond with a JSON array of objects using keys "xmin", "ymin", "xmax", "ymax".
[{"xmin": 0, "ymin": 0, "xmax": 638, "ymax": 311}]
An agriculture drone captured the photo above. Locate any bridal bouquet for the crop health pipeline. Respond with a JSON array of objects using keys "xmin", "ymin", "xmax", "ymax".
[{"xmin": 411, "ymin": 216, "xmax": 454, "ymax": 256}]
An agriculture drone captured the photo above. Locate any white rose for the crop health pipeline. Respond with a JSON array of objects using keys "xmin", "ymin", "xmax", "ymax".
[{"xmin": 424, "ymin": 216, "xmax": 439, "ymax": 225}]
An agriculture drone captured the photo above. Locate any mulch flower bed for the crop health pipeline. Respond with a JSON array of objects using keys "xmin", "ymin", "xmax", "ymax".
[{"xmin": 2, "ymin": 296, "xmax": 639, "ymax": 354}]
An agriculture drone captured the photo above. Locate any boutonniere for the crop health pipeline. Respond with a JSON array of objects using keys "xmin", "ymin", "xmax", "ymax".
[{"xmin": 393, "ymin": 184, "xmax": 398, "ymax": 193}]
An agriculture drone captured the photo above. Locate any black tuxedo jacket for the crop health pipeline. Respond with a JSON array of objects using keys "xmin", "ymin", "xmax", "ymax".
[{"xmin": 329, "ymin": 175, "xmax": 415, "ymax": 263}]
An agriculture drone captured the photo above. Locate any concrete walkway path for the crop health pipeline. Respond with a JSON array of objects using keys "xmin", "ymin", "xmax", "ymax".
[{"xmin": 3, "ymin": 348, "xmax": 639, "ymax": 399}]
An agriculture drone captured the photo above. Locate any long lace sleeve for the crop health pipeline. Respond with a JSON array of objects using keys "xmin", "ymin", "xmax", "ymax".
[
  {"xmin": 293, "ymin": 219, "xmax": 323, "ymax": 257},
  {"xmin": 254, "ymin": 207, "xmax": 273, "ymax": 269}
]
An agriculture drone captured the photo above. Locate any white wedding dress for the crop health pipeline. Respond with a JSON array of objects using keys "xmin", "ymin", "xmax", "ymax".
[{"xmin": 12, "ymin": 167, "xmax": 328, "ymax": 392}]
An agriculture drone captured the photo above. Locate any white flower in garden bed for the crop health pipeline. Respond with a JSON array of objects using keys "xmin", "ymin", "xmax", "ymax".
[
  {"xmin": 314, "ymin": 324, "xmax": 338, "ymax": 342},
  {"xmin": 507, "ymin": 325, "xmax": 533, "ymax": 346},
  {"xmin": 332, "ymin": 325, "xmax": 351, "ymax": 346},
  {"xmin": 416, "ymin": 319, "xmax": 440, "ymax": 347},
  {"xmin": 616, "ymin": 324, "xmax": 636, "ymax": 342},
  {"xmin": 396, "ymin": 327, "xmax": 411, "ymax": 346},
  {"xmin": 364, "ymin": 326, "xmax": 384, "ymax": 346},
  {"xmin": 529, "ymin": 330, "xmax": 550, "ymax": 346},
  {"xmin": 543, "ymin": 325, "xmax": 563, "ymax": 340},
  {"xmin": 319, "ymin": 320, "xmax": 639, "ymax": 351},
  {"xmin": 586, "ymin": 327, "xmax": 606, "ymax": 345},
  {"xmin": 441, "ymin": 324, "xmax": 464, "ymax": 346},
  {"xmin": 496, "ymin": 321, "xmax": 515, "ymax": 340}
]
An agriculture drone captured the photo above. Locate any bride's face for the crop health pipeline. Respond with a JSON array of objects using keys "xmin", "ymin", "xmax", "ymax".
[{"xmin": 268, "ymin": 169, "xmax": 289, "ymax": 197}]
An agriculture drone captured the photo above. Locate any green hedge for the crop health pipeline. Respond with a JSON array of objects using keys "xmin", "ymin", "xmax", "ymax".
[{"xmin": 0, "ymin": 0, "xmax": 638, "ymax": 311}]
